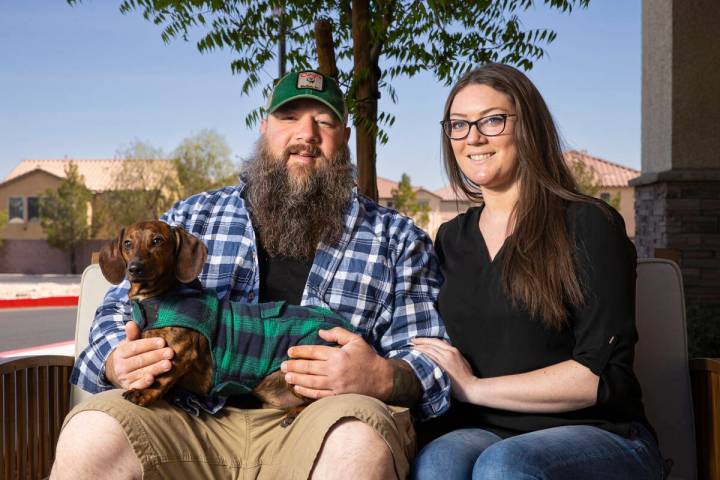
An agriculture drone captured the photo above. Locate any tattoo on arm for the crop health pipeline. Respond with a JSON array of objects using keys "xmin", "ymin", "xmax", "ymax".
[{"xmin": 386, "ymin": 359, "xmax": 422, "ymax": 407}]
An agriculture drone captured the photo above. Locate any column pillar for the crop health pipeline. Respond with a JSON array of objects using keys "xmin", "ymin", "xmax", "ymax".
[{"xmin": 633, "ymin": 0, "xmax": 720, "ymax": 310}]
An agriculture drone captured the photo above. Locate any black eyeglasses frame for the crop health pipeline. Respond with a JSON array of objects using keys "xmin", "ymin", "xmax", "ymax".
[{"xmin": 440, "ymin": 114, "xmax": 517, "ymax": 140}]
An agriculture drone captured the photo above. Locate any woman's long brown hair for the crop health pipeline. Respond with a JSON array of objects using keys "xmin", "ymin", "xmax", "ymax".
[{"xmin": 442, "ymin": 63, "xmax": 603, "ymax": 329}]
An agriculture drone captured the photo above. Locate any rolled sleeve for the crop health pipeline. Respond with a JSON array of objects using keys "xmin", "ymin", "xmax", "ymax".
[
  {"xmin": 568, "ymin": 204, "xmax": 639, "ymax": 410},
  {"xmin": 383, "ymin": 230, "xmax": 450, "ymax": 420}
]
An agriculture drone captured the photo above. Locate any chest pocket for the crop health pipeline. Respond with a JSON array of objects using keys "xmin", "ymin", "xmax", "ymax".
[{"xmin": 322, "ymin": 256, "xmax": 393, "ymax": 331}]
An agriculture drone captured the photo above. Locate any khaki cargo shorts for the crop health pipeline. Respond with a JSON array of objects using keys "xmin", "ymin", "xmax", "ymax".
[{"xmin": 62, "ymin": 390, "xmax": 415, "ymax": 479}]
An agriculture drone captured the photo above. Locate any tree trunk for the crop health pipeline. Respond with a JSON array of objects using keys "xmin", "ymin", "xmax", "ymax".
[
  {"xmin": 352, "ymin": 0, "xmax": 379, "ymax": 202},
  {"xmin": 315, "ymin": 19, "xmax": 338, "ymax": 79}
]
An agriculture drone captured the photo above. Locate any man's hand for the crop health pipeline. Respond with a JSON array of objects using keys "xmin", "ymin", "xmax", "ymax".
[
  {"xmin": 281, "ymin": 327, "xmax": 422, "ymax": 407},
  {"xmin": 281, "ymin": 327, "xmax": 391, "ymax": 400},
  {"xmin": 104, "ymin": 322, "xmax": 174, "ymax": 390}
]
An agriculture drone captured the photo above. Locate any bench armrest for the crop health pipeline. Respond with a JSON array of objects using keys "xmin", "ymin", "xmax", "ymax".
[
  {"xmin": 691, "ymin": 357, "xmax": 720, "ymax": 480},
  {"xmin": 1, "ymin": 355, "xmax": 75, "ymax": 480}
]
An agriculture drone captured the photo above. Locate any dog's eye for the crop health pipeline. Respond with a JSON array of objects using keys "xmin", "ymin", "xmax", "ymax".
[
  {"xmin": 122, "ymin": 240, "xmax": 132, "ymax": 249},
  {"xmin": 152, "ymin": 236, "xmax": 164, "ymax": 246}
]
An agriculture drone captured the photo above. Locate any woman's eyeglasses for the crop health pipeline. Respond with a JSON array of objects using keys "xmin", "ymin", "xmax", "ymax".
[{"xmin": 440, "ymin": 114, "xmax": 516, "ymax": 140}]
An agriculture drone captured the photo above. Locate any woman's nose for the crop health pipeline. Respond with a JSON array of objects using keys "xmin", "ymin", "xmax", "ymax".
[{"xmin": 465, "ymin": 124, "xmax": 488, "ymax": 145}]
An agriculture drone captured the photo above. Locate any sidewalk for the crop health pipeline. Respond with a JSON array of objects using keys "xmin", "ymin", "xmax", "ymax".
[{"xmin": 0, "ymin": 273, "xmax": 81, "ymax": 300}]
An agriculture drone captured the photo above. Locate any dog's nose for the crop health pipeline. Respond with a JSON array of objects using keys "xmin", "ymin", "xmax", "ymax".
[{"xmin": 128, "ymin": 261, "xmax": 144, "ymax": 276}]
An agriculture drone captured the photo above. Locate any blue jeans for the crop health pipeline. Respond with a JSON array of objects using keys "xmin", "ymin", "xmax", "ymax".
[{"xmin": 412, "ymin": 423, "xmax": 666, "ymax": 479}]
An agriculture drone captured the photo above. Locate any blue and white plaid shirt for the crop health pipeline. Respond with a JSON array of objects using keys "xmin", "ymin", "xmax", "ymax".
[{"xmin": 70, "ymin": 182, "xmax": 450, "ymax": 419}]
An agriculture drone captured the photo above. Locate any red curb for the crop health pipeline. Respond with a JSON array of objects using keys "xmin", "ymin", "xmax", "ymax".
[{"xmin": 0, "ymin": 296, "xmax": 79, "ymax": 309}]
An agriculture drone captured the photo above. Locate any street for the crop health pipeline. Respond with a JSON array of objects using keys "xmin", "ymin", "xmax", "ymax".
[{"xmin": 0, "ymin": 306, "xmax": 76, "ymax": 352}]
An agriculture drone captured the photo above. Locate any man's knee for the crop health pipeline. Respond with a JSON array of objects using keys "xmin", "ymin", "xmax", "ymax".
[
  {"xmin": 312, "ymin": 418, "xmax": 395, "ymax": 480},
  {"xmin": 52, "ymin": 410, "xmax": 141, "ymax": 480},
  {"xmin": 325, "ymin": 417, "xmax": 392, "ymax": 455}
]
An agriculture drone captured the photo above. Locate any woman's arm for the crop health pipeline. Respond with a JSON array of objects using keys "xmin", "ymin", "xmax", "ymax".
[{"xmin": 413, "ymin": 338, "xmax": 598, "ymax": 413}]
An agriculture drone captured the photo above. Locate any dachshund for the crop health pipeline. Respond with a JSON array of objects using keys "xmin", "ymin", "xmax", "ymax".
[{"xmin": 99, "ymin": 220, "xmax": 337, "ymax": 425}]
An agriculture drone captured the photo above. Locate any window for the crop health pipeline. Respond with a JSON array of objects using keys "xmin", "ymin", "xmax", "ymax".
[
  {"xmin": 386, "ymin": 201, "xmax": 394, "ymax": 208},
  {"xmin": 600, "ymin": 192, "xmax": 611, "ymax": 202},
  {"xmin": 27, "ymin": 197, "xmax": 40, "ymax": 222},
  {"xmin": 9, "ymin": 197, "xmax": 24, "ymax": 223}
]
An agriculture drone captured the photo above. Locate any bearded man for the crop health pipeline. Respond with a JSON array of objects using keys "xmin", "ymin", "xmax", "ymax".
[{"xmin": 52, "ymin": 71, "xmax": 450, "ymax": 480}]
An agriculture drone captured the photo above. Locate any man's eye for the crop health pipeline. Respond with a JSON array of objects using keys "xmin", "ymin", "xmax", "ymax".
[
  {"xmin": 450, "ymin": 120, "xmax": 468, "ymax": 130},
  {"xmin": 316, "ymin": 116, "xmax": 337, "ymax": 127}
]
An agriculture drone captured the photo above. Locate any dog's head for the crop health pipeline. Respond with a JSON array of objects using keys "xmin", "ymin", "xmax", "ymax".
[{"xmin": 99, "ymin": 221, "xmax": 208, "ymax": 299}]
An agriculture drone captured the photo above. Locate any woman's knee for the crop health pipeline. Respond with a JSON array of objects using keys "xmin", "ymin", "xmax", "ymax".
[
  {"xmin": 413, "ymin": 429, "xmax": 501, "ymax": 480},
  {"xmin": 472, "ymin": 440, "xmax": 545, "ymax": 479}
]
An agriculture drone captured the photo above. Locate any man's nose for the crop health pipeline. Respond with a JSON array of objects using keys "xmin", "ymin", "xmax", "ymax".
[{"xmin": 294, "ymin": 115, "xmax": 320, "ymax": 144}]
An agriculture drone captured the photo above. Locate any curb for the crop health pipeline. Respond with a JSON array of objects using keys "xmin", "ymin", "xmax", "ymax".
[
  {"xmin": 0, "ymin": 296, "xmax": 79, "ymax": 309},
  {"xmin": 0, "ymin": 340, "xmax": 75, "ymax": 358}
]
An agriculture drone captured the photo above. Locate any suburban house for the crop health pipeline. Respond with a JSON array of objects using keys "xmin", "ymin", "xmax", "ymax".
[
  {"xmin": 0, "ymin": 152, "xmax": 639, "ymax": 273},
  {"xmin": 563, "ymin": 150, "xmax": 640, "ymax": 238}
]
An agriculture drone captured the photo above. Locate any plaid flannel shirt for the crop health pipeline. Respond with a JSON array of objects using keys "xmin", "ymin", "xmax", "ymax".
[{"xmin": 70, "ymin": 182, "xmax": 451, "ymax": 419}]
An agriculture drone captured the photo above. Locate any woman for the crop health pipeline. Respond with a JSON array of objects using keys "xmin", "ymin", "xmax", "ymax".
[{"xmin": 411, "ymin": 64, "xmax": 666, "ymax": 479}]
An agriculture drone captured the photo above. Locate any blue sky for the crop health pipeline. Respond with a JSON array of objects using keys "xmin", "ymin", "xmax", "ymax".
[{"xmin": 0, "ymin": 1, "xmax": 640, "ymax": 190}]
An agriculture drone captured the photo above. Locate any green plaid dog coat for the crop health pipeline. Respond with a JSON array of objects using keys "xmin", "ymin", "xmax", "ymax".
[{"xmin": 130, "ymin": 285, "xmax": 354, "ymax": 397}]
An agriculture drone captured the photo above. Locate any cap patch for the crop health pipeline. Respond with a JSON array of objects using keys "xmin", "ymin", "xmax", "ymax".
[{"xmin": 297, "ymin": 71, "xmax": 324, "ymax": 91}]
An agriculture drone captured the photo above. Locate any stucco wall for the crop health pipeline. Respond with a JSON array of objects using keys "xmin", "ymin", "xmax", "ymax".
[
  {"xmin": 0, "ymin": 239, "xmax": 106, "ymax": 274},
  {"xmin": 0, "ymin": 171, "xmax": 62, "ymax": 240}
]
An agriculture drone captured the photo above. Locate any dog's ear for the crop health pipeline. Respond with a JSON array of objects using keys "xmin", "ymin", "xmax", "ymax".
[
  {"xmin": 173, "ymin": 226, "xmax": 207, "ymax": 283},
  {"xmin": 99, "ymin": 228, "xmax": 127, "ymax": 284}
]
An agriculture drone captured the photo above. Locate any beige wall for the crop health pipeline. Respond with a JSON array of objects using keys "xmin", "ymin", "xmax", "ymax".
[
  {"xmin": 0, "ymin": 171, "xmax": 62, "ymax": 240},
  {"xmin": 597, "ymin": 186, "xmax": 636, "ymax": 239},
  {"xmin": 379, "ymin": 191, "xmax": 473, "ymax": 240}
]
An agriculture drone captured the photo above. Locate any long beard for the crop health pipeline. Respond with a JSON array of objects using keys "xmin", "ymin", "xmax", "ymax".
[{"xmin": 243, "ymin": 138, "xmax": 355, "ymax": 260}]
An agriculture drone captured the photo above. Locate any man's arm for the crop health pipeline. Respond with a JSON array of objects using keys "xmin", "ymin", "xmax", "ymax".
[
  {"xmin": 386, "ymin": 358, "xmax": 423, "ymax": 407},
  {"xmin": 378, "ymin": 226, "xmax": 451, "ymax": 419},
  {"xmin": 70, "ymin": 282, "xmax": 132, "ymax": 392}
]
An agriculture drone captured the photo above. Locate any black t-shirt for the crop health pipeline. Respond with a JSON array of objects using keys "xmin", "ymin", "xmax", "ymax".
[
  {"xmin": 424, "ymin": 200, "xmax": 652, "ymax": 440},
  {"xmin": 256, "ymin": 239, "xmax": 313, "ymax": 305}
]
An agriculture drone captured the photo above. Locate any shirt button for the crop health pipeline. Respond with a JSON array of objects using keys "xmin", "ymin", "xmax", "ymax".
[{"xmin": 248, "ymin": 292, "xmax": 255, "ymax": 301}]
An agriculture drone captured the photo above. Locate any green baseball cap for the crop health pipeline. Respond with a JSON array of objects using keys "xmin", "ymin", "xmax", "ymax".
[{"xmin": 267, "ymin": 70, "xmax": 347, "ymax": 122}]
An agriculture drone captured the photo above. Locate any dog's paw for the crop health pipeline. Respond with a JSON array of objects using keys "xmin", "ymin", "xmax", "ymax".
[
  {"xmin": 280, "ymin": 414, "xmax": 297, "ymax": 428},
  {"xmin": 123, "ymin": 389, "xmax": 157, "ymax": 407}
]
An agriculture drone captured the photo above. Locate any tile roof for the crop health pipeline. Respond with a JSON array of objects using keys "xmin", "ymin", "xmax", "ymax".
[
  {"xmin": 433, "ymin": 185, "xmax": 474, "ymax": 202},
  {"xmin": 2, "ymin": 158, "xmax": 173, "ymax": 192},
  {"xmin": 433, "ymin": 151, "xmax": 640, "ymax": 202},
  {"xmin": 563, "ymin": 150, "xmax": 639, "ymax": 188},
  {"xmin": 377, "ymin": 176, "xmax": 399, "ymax": 199},
  {"xmin": 377, "ymin": 176, "xmax": 442, "ymax": 200}
]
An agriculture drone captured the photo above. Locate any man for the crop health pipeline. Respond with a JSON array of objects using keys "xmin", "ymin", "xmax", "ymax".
[{"xmin": 52, "ymin": 70, "xmax": 449, "ymax": 479}]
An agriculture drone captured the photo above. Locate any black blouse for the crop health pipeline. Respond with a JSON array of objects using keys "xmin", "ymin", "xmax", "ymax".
[{"xmin": 426, "ymin": 200, "xmax": 653, "ymax": 439}]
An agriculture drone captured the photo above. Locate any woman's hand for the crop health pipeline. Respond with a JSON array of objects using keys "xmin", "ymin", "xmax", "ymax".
[{"xmin": 412, "ymin": 337, "xmax": 477, "ymax": 403}]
